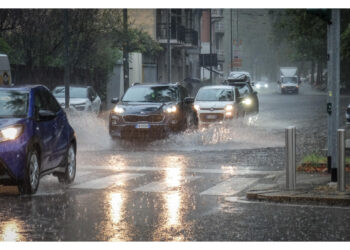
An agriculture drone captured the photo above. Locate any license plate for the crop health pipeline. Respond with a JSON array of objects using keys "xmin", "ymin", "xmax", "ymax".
[
  {"xmin": 135, "ymin": 123, "xmax": 150, "ymax": 129},
  {"xmin": 206, "ymin": 115, "xmax": 217, "ymax": 119}
]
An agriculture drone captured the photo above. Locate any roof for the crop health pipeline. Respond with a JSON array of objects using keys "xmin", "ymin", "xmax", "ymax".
[{"xmin": 199, "ymin": 85, "xmax": 234, "ymax": 90}]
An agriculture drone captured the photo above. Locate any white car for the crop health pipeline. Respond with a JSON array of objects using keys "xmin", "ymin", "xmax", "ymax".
[
  {"xmin": 52, "ymin": 86, "xmax": 101, "ymax": 115},
  {"xmin": 194, "ymin": 85, "xmax": 245, "ymax": 126}
]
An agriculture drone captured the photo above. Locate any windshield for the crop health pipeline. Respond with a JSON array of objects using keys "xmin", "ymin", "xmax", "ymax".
[
  {"xmin": 52, "ymin": 87, "xmax": 88, "ymax": 99},
  {"xmin": 0, "ymin": 90, "xmax": 28, "ymax": 118},
  {"xmin": 122, "ymin": 86, "xmax": 178, "ymax": 103},
  {"xmin": 282, "ymin": 77, "xmax": 298, "ymax": 83},
  {"xmin": 196, "ymin": 88, "xmax": 234, "ymax": 102}
]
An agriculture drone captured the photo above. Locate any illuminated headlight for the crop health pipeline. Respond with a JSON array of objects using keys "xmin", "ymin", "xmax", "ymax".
[
  {"xmin": 225, "ymin": 111, "xmax": 233, "ymax": 117},
  {"xmin": 256, "ymin": 83, "xmax": 261, "ymax": 89},
  {"xmin": 264, "ymin": 83, "xmax": 268, "ymax": 88},
  {"xmin": 194, "ymin": 104, "xmax": 200, "ymax": 111},
  {"xmin": 225, "ymin": 104, "xmax": 234, "ymax": 112},
  {"xmin": 296, "ymin": 85, "xmax": 299, "ymax": 88},
  {"xmin": 242, "ymin": 98, "xmax": 252, "ymax": 106},
  {"xmin": 113, "ymin": 106, "xmax": 125, "ymax": 114},
  {"xmin": 164, "ymin": 105, "xmax": 177, "ymax": 113},
  {"xmin": 0, "ymin": 125, "xmax": 24, "ymax": 142}
]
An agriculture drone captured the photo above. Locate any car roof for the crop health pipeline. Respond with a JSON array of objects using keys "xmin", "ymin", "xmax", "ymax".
[
  {"xmin": 53, "ymin": 85, "xmax": 92, "ymax": 89},
  {"xmin": 199, "ymin": 85, "xmax": 234, "ymax": 90},
  {"xmin": 0, "ymin": 84, "xmax": 47, "ymax": 92},
  {"xmin": 131, "ymin": 82, "xmax": 179, "ymax": 88}
]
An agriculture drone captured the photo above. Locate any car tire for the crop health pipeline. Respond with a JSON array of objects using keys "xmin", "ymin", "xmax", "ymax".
[
  {"xmin": 57, "ymin": 143, "xmax": 76, "ymax": 184},
  {"xmin": 18, "ymin": 149, "xmax": 40, "ymax": 195}
]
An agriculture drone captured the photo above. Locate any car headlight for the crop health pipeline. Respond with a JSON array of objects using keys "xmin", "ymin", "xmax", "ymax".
[
  {"xmin": 242, "ymin": 98, "xmax": 252, "ymax": 106},
  {"xmin": 113, "ymin": 106, "xmax": 125, "ymax": 114},
  {"xmin": 0, "ymin": 125, "xmax": 24, "ymax": 142},
  {"xmin": 225, "ymin": 104, "xmax": 234, "ymax": 112},
  {"xmin": 256, "ymin": 83, "xmax": 261, "ymax": 89},
  {"xmin": 194, "ymin": 104, "xmax": 200, "ymax": 111},
  {"xmin": 264, "ymin": 84, "xmax": 268, "ymax": 88},
  {"xmin": 164, "ymin": 105, "xmax": 177, "ymax": 113}
]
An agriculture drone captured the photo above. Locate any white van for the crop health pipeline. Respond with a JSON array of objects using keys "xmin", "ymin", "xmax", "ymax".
[{"xmin": 0, "ymin": 54, "xmax": 12, "ymax": 86}]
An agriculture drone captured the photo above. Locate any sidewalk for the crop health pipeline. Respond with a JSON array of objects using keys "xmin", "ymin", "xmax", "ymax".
[{"xmin": 246, "ymin": 172, "xmax": 350, "ymax": 206}]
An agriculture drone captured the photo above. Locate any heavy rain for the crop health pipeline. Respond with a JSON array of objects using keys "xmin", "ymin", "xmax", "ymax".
[{"xmin": 1, "ymin": 5, "xmax": 350, "ymax": 245}]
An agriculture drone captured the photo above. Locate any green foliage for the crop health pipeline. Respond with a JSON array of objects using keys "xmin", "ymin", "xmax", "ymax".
[
  {"xmin": 0, "ymin": 37, "xmax": 10, "ymax": 54},
  {"xmin": 302, "ymin": 153, "xmax": 350, "ymax": 164}
]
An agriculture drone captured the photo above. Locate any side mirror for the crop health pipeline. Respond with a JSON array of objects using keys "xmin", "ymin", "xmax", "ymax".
[
  {"xmin": 111, "ymin": 98, "xmax": 119, "ymax": 104},
  {"xmin": 38, "ymin": 110, "xmax": 56, "ymax": 121},
  {"xmin": 184, "ymin": 97, "xmax": 194, "ymax": 104}
]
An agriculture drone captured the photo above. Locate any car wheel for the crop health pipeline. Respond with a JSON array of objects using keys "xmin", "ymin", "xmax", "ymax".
[
  {"xmin": 57, "ymin": 144, "xmax": 76, "ymax": 184},
  {"xmin": 18, "ymin": 149, "xmax": 40, "ymax": 195}
]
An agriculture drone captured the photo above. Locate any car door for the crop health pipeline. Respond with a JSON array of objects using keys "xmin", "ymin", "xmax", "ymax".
[
  {"xmin": 43, "ymin": 89, "xmax": 68, "ymax": 168},
  {"xmin": 33, "ymin": 88, "xmax": 58, "ymax": 170}
]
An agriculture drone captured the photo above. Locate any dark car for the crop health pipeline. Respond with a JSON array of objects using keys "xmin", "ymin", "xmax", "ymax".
[
  {"xmin": 224, "ymin": 73, "xmax": 259, "ymax": 115},
  {"xmin": 0, "ymin": 85, "xmax": 77, "ymax": 194},
  {"xmin": 109, "ymin": 83, "xmax": 198, "ymax": 140}
]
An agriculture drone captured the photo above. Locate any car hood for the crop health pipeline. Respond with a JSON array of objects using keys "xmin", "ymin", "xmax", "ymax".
[
  {"xmin": 120, "ymin": 102, "xmax": 170, "ymax": 115},
  {"xmin": 55, "ymin": 98, "xmax": 89, "ymax": 105},
  {"xmin": 0, "ymin": 118, "xmax": 24, "ymax": 129},
  {"xmin": 194, "ymin": 101, "xmax": 233, "ymax": 109}
]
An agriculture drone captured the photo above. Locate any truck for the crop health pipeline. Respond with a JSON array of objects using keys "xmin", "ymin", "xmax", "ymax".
[
  {"xmin": 278, "ymin": 67, "xmax": 299, "ymax": 94},
  {"xmin": 0, "ymin": 54, "xmax": 12, "ymax": 86}
]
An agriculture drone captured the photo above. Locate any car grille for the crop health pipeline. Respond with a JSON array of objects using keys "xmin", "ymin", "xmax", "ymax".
[
  {"xmin": 199, "ymin": 113, "xmax": 224, "ymax": 122},
  {"xmin": 123, "ymin": 114, "xmax": 164, "ymax": 123}
]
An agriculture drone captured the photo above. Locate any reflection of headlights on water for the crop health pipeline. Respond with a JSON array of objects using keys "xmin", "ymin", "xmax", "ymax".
[
  {"xmin": 242, "ymin": 98, "xmax": 252, "ymax": 106},
  {"xmin": 194, "ymin": 104, "xmax": 200, "ymax": 111},
  {"xmin": 113, "ymin": 106, "xmax": 125, "ymax": 114},
  {"xmin": 0, "ymin": 125, "xmax": 24, "ymax": 142}
]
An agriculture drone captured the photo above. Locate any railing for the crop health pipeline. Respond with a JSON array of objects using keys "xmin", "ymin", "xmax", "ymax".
[
  {"xmin": 156, "ymin": 23, "xmax": 186, "ymax": 44},
  {"xmin": 214, "ymin": 21, "xmax": 224, "ymax": 33},
  {"xmin": 211, "ymin": 9, "xmax": 224, "ymax": 18}
]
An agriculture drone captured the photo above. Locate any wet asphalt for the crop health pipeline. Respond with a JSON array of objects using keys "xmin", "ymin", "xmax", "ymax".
[{"xmin": 1, "ymin": 83, "xmax": 350, "ymax": 241}]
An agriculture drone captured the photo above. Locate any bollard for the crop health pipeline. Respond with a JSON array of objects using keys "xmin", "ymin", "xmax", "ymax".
[
  {"xmin": 286, "ymin": 126, "xmax": 296, "ymax": 190},
  {"xmin": 337, "ymin": 129, "xmax": 345, "ymax": 192}
]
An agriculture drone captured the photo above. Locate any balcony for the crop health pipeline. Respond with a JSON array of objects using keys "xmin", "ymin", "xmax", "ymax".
[
  {"xmin": 184, "ymin": 29, "xmax": 199, "ymax": 47},
  {"xmin": 211, "ymin": 9, "xmax": 224, "ymax": 19},
  {"xmin": 214, "ymin": 21, "xmax": 224, "ymax": 34},
  {"xmin": 157, "ymin": 23, "xmax": 186, "ymax": 45}
]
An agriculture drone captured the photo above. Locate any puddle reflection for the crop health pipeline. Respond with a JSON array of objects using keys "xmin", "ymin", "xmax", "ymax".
[{"xmin": 0, "ymin": 219, "xmax": 25, "ymax": 241}]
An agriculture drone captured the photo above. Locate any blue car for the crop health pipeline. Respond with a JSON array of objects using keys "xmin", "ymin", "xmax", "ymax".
[{"xmin": 0, "ymin": 85, "xmax": 77, "ymax": 194}]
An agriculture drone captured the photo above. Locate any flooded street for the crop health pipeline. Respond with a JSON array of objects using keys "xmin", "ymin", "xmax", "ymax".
[{"xmin": 1, "ymin": 83, "xmax": 350, "ymax": 241}]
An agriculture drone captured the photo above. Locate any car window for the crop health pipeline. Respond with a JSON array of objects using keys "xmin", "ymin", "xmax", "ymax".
[
  {"xmin": 196, "ymin": 88, "xmax": 235, "ymax": 101},
  {"xmin": 0, "ymin": 90, "xmax": 28, "ymax": 118},
  {"xmin": 122, "ymin": 86, "xmax": 178, "ymax": 103},
  {"xmin": 53, "ymin": 87, "xmax": 88, "ymax": 99},
  {"xmin": 35, "ymin": 88, "xmax": 61, "ymax": 113}
]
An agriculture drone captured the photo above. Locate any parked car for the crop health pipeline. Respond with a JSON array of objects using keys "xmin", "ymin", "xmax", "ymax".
[
  {"xmin": 109, "ymin": 83, "xmax": 198, "ymax": 140},
  {"xmin": 52, "ymin": 85, "xmax": 101, "ymax": 115},
  {"xmin": 194, "ymin": 85, "xmax": 245, "ymax": 126},
  {"xmin": 224, "ymin": 74, "xmax": 259, "ymax": 115},
  {"xmin": 0, "ymin": 85, "xmax": 77, "ymax": 194}
]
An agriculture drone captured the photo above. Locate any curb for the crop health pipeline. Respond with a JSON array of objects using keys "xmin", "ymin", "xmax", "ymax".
[{"xmin": 246, "ymin": 190, "xmax": 350, "ymax": 206}]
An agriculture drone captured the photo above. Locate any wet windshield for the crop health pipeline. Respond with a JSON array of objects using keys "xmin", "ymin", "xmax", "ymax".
[
  {"xmin": 122, "ymin": 86, "xmax": 178, "ymax": 103},
  {"xmin": 196, "ymin": 88, "xmax": 234, "ymax": 101},
  {"xmin": 0, "ymin": 90, "xmax": 28, "ymax": 118},
  {"xmin": 53, "ymin": 87, "xmax": 88, "ymax": 99},
  {"xmin": 282, "ymin": 77, "xmax": 298, "ymax": 83}
]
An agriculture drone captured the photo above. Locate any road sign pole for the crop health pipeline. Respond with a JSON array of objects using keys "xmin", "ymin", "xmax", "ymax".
[{"xmin": 330, "ymin": 9, "xmax": 340, "ymax": 182}]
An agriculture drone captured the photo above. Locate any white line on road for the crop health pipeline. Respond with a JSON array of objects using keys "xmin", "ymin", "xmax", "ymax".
[
  {"xmin": 200, "ymin": 177, "xmax": 259, "ymax": 196},
  {"xmin": 133, "ymin": 176, "xmax": 201, "ymax": 193},
  {"xmin": 70, "ymin": 173, "xmax": 144, "ymax": 190},
  {"xmin": 81, "ymin": 165, "xmax": 283, "ymax": 176}
]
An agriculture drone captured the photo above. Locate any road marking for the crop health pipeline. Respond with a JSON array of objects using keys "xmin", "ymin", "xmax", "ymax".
[
  {"xmin": 70, "ymin": 173, "xmax": 144, "ymax": 190},
  {"xmin": 200, "ymin": 177, "xmax": 259, "ymax": 196},
  {"xmin": 82, "ymin": 165, "xmax": 282, "ymax": 176},
  {"xmin": 133, "ymin": 176, "xmax": 201, "ymax": 193}
]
